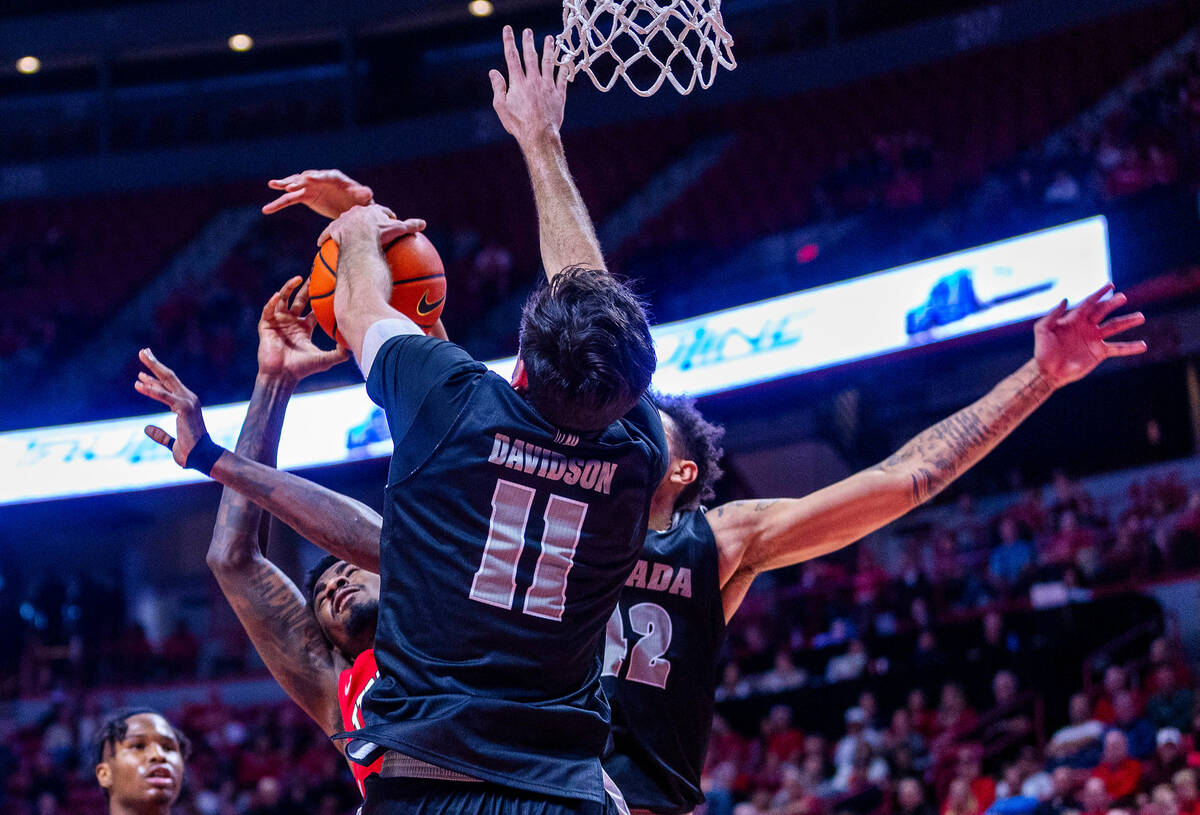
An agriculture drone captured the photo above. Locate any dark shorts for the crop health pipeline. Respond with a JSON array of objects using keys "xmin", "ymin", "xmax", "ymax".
[{"xmin": 362, "ymin": 776, "xmax": 626, "ymax": 815}]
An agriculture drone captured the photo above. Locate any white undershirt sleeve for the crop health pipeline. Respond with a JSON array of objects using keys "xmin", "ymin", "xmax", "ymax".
[{"xmin": 359, "ymin": 316, "xmax": 423, "ymax": 380}]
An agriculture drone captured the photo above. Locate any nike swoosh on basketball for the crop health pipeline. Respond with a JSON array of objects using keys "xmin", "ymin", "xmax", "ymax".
[{"xmin": 416, "ymin": 292, "xmax": 445, "ymax": 316}]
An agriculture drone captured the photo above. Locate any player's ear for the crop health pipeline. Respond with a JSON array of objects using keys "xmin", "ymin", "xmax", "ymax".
[
  {"xmin": 671, "ymin": 458, "xmax": 698, "ymax": 488},
  {"xmin": 510, "ymin": 357, "xmax": 529, "ymax": 391},
  {"xmin": 96, "ymin": 760, "xmax": 113, "ymax": 791}
]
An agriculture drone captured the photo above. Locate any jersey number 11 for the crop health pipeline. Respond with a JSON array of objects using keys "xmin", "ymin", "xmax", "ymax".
[{"xmin": 469, "ymin": 478, "xmax": 587, "ymax": 622}]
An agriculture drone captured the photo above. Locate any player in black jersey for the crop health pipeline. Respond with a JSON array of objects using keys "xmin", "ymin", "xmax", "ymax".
[
  {"xmin": 600, "ymin": 283, "xmax": 1145, "ymax": 814},
  {"xmin": 143, "ymin": 25, "xmax": 663, "ymax": 815},
  {"xmin": 142, "ymin": 278, "xmax": 1146, "ymax": 815}
]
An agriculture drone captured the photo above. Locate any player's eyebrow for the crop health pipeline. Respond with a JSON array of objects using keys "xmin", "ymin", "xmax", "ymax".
[{"xmin": 314, "ymin": 562, "xmax": 353, "ymax": 604}]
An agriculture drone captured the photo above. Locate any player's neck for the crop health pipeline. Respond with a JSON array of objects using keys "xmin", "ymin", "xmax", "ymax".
[
  {"xmin": 109, "ymin": 801, "xmax": 171, "ymax": 815},
  {"xmin": 648, "ymin": 493, "xmax": 678, "ymax": 532}
]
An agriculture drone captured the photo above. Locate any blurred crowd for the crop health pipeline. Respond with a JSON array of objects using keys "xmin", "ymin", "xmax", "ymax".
[
  {"xmin": 4, "ymin": 453, "xmax": 1200, "ymax": 814},
  {"xmin": 698, "ymin": 633, "xmax": 1200, "ymax": 815}
]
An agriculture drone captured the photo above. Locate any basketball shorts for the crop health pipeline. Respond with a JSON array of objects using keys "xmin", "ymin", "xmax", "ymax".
[{"xmin": 362, "ymin": 776, "xmax": 629, "ymax": 815}]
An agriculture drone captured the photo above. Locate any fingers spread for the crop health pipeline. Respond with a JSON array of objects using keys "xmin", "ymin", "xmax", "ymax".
[
  {"xmin": 262, "ymin": 189, "xmax": 306, "ymax": 214},
  {"xmin": 502, "ymin": 25, "xmax": 522, "ymax": 80},
  {"xmin": 1098, "ymin": 312, "xmax": 1145, "ymax": 339},
  {"xmin": 278, "ymin": 276, "xmax": 303, "ymax": 315},
  {"xmin": 522, "ymin": 28, "xmax": 539, "ymax": 78},
  {"xmin": 144, "ymin": 425, "xmax": 177, "ymax": 451},
  {"xmin": 489, "ymin": 69, "xmax": 507, "ymax": 105},
  {"xmin": 1105, "ymin": 340, "xmax": 1148, "ymax": 357},
  {"xmin": 139, "ymin": 348, "xmax": 177, "ymax": 387},
  {"xmin": 1092, "ymin": 291, "xmax": 1128, "ymax": 321},
  {"xmin": 1080, "ymin": 282, "xmax": 1115, "ymax": 314},
  {"xmin": 293, "ymin": 279, "xmax": 312, "ymax": 314},
  {"xmin": 261, "ymin": 291, "xmax": 282, "ymax": 323},
  {"xmin": 541, "ymin": 34, "xmax": 556, "ymax": 82},
  {"xmin": 1044, "ymin": 298, "xmax": 1069, "ymax": 322},
  {"xmin": 135, "ymin": 376, "xmax": 173, "ymax": 406}
]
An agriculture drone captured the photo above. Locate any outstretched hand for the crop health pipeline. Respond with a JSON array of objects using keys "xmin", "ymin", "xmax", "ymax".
[
  {"xmin": 316, "ymin": 204, "xmax": 425, "ymax": 248},
  {"xmin": 490, "ymin": 26, "xmax": 568, "ymax": 147},
  {"xmin": 134, "ymin": 348, "xmax": 207, "ymax": 467},
  {"xmin": 263, "ymin": 170, "xmax": 374, "ymax": 219},
  {"xmin": 1034, "ymin": 283, "xmax": 1147, "ymax": 389},
  {"xmin": 258, "ymin": 276, "xmax": 349, "ymax": 382}
]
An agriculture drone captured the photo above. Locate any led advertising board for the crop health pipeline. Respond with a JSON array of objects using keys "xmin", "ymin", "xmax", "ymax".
[{"xmin": 0, "ymin": 217, "xmax": 1110, "ymax": 505}]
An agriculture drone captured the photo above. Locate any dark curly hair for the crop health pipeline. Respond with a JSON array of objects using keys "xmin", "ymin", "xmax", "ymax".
[
  {"xmin": 654, "ymin": 392, "xmax": 725, "ymax": 511},
  {"xmin": 94, "ymin": 707, "xmax": 191, "ymax": 796},
  {"xmin": 519, "ymin": 266, "xmax": 656, "ymax": 433},
  {"xmin": 303, "ymin": 554, "xmax": 341, "ymax": 612}
]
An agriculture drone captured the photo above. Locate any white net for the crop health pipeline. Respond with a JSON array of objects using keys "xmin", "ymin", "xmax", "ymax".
[{"xmin": 557, "ymin": 0, "xmax": 736, "ymax": 97}]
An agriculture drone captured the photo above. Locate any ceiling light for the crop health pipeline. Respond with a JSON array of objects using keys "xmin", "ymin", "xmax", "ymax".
[
  {"xmin": 16, "ymin": 56, "xmax": 41, "ymax": 75},
  {"xmin": 468, "ymin": 0, "xmax": 494, "ymax": 17},
  {"xmin": 228, "ymin": 34, "xmax": 254, "ymax": 52}
]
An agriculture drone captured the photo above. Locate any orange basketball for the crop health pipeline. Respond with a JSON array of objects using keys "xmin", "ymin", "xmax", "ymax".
[{"xmin": 309, "ymin": 231, "xmax": 446, "ymax": 346}]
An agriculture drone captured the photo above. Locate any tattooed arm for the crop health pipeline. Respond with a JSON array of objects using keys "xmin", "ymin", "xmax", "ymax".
[
  {"xmin": 137, "ymin": 278, "xmax": 352, "ymax": 740},
  {"xmin": 205, "ymin": 373, "xmax": 347, "ymax": 738},
  {"xmin": 708, "ymin": 285, "xmax": 1146, "ymax": 620},
  {"xmin": 207, "ymin": 452, "xmax": 382, "ymax": 573}
]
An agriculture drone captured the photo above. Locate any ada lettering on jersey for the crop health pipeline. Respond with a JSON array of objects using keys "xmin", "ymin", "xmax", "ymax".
[
  {"xmin": 624, "ymin": 559, "xmax": 692, "ymax": 598},
  {"xmin": 487, "ymin": 433, "xmax": 618, "ymax": 496}
]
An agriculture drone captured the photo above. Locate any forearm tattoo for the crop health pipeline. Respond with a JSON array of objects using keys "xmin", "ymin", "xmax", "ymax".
[{"xmin": 876, "ymin": 363, "xmax": 1054, "ymax": 505}]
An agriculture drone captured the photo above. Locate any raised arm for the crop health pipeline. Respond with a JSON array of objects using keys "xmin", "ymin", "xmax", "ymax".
[
  {"xmin": 491, "ymin": 26, "xmax": 605, "ymax": 278},
  {"xmin": 135, "ymin": 279, "xmax": 352, "ymax": 738},
  {"xmin": 322, "ymin": 205, "xmax": 427, "ymax": 364},
  {"xmin": 710, "ymin": 285, "xmax": 1146, "ymax": 619},
  {"xmin": 207, "ymin": 454, "xmax": 382, "ymax": 573}
]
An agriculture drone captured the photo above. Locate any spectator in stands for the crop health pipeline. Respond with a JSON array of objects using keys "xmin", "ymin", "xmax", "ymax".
[
  {"xmin": 899, "ymin": 777, "xmax": 937, "ymax": 815},
  {"xmin": 1038, "ymin": 767, "xmax": 1083, "ymax": 815},
  {"xmin": 1112, "ymin": 690, "xmax": 1158, "ymax": 760},
  {"xmin": 1145, "ymin": 729, "xmax": 1189, "ymax": 790},
  {"xmin": 957, "ymin": 744, "xmax": 998, "ymax": 812},
  {"xmin": 990, "ymin": 762, "xmax": 1041, "ymax": 815},
  {"xmin": 944, "ymin": 776, "xmax": 984, "ymax": 815},
  {"xmin": 1150, "ymin": 782, "xmax": 1183, "ymax": 815},
  {"xmin": 1096, "ymin": 666, "xmax": 1136, "ymax": 724},
  {"xmin": 757, "ymin": 650, "xmax": 807, "ymax": 693},
  {"xmin": 1092, "ymin": 730, "xmax": 1143, "ymax": 803},
  {"xmin": 968, "ymin": 612, "xmax": 1021, "ymax": 675},
  {"xmin": 884, "ymin": 709, "xmax": 930, "ymax": 771},
  {"xmin": 836, "ymin": 707, "xmax": 882, "ymax": 774},
  {"xmin": 763, "ymin": 705, "xmax": 805, "ymax": 764},
  {"xmin": 935, "ymin": 683, "xmax": 979, "ymax": 742},
  {"xmin": 1147, "ymin": 667, "xmax": 1195, "ymax": 729},
  {"xmin": 987, "ymin": 670, "xmax": 1033, "ymax": 741},
  {"xmin": 716, "ymin": 661, "xmax": 751, "ymax": 701},
  {"xmin": 1078, "ymin": 776, "xmax": 1112, "ymax": 815},
  {"xmin": 1046, "ymin": 693, "xmax": 1106, "ymax": 768},
  {"xmin": 1172, "ymin": 769, "xmax": 1199, "ymax": 815},
  {"xmin": 989, "ymin": 518, "xmax": 1035, "ymax": 592},
  {"xmin": 827, "ymin": 639, "xmax": 870, "ymax": 682},
  {"xmin": 1147, "ymin": 668, "xmax": 1195, "ymax": 733}
]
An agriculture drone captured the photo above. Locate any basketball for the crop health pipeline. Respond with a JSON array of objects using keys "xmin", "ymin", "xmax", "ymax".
[{"xmin": 309, "ymin": 231, "xmax": 446, "ymax": 346}]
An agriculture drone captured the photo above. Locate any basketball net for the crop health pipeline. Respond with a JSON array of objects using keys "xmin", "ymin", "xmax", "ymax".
[{"xmin": 557, "ymin": 0, "xmax": 736, "ymax": 97}]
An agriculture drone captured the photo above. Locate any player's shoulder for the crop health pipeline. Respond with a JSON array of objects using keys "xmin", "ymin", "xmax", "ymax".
[{"xmin": 648, "ymin": 508, "xmax": 717, "ymax": 559}]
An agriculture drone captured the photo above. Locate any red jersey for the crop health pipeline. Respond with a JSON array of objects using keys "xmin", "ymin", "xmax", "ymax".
[{"xmin": 338, "ymin": 649, "xmax": 382, "ymax": 798}]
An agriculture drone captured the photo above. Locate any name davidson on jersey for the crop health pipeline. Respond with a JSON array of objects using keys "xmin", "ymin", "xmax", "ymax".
[{"xmin": 487, "ymin": 433, "xmax": 618, "ymax": 495}]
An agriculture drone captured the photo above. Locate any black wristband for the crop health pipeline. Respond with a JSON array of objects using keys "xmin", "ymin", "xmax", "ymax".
[{"xmin": 184, "ymin": 433, "xmax": 226, "ymax": 477}]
